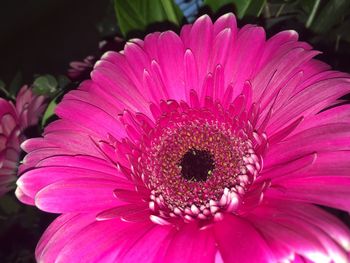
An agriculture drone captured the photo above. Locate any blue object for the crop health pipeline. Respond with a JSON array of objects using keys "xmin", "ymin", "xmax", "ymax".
[{"xmin": 175, "ymin": 0, "xmax": 204, "ymax": 22}]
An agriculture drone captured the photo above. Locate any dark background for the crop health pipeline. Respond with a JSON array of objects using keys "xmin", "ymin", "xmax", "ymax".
[
  {"xmin": 0, "ymin": 0, "xmax": 111, "ymax": 84},
  {"xmin": 1, "ymin": 0, "xmax": 350, "ymax": 85},
  {"xmin": 0, "ymin": 1, "xmax": 110, "ymax": 262}
]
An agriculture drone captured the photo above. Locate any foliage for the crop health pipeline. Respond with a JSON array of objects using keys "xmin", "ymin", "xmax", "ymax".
[
  {"xmin": 204, "ymin": 0, "xmax": 266, "ymax": 18},
  {"xmin": 114, "ymin": 0, "xmax": 184, "ymax": 37}
]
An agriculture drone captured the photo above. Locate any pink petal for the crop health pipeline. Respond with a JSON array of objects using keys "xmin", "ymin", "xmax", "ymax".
[
  {"xmin": 265, "ymin": 123, "xmax": 350, "ymax": 167},
  {"xmin": 270, "ymin": 200, "xmax": 350, "ymax": 252},
  {"xmin": 162, "ymin": 222, "xmax": 217, "ymax": 263},
  {"xmin": 268, "ymin": 176, "xmax": 350, "ymax": 211},
  {"xmin": 156, "ymin": 31, "xmax": 186, "ymax": 101},
  {"xmin": 252, "ymin": 200, "xmax": 350, "ymax": 262},
  {"xmin": 227, "ymin": 25, "xmax": 265, "ymax": 99},
  {"xmin": 35, "ymin": 178, "xmax": 124, "ymax": 213},
  {"xmin": 293, "ymin": 104, "xmax": 350, "ymax": 135},
  {"xmin": 43, "ymin": 130, "xmax": 103, "ymax": 157},
  {"xmin": 56, "ymin": 98, "xmax": 126, "ymax": 139},
  {"xmin": 249, "ymin": 213, "xmax": 329, "ymax": 262},
  {"xmin": 18, "ymin": 166, "xmax": 129, "ymax": 198},
  {"xmin": 113, "ymin": 188, "xmax": 147, "ymax": 203},
  {"xmin": 271, "ymin": 151, "xmax": 350, "ymax": 182},
  {"xmin": 91, "ymin": 59, "xmax": 150, "ymax": 113},
  {"xmin": 214, "ymin": 215, "xmax": 275, "ymax": 263},
  {"xmin": 36, "ymin": 213, "xmax": 97, "ymax": 263},
  {"xmin": 15, "ymin": 186, "xmax": 34, "ymax": 205},
  {"xmin": 253, "ymin": 48, "xmax": 317, "ymax": 108},
  {"xmin": 117, "ymin": 224, "xmax": 174, "ymax": 263},
  {"xmin": 96, "ymin": 203, "xmax": 149, "ymax": 221},
  {"xmin": 55, "ymin": 219, "xmax": 167, "ymax": 263},
  {"xmin": 267, "ymin": 78, "xmax": 350, "ymax": 135},
  {"xmin": 21, "ymin": 138, "xmax": 55, "ymax": 152},
  {"xmin": 257, "ymin": 30, "xmax": 300, "ymax": 70},
  {"xmin": 20, "ymin": 148, "xmax": 74, "ymax": 173},
  {"xmin": 124, "ymin": 41, "xmax": 152, "ymax": 91},
  {"xmin": 36, "ymin": 155, "xmax": 117, "ymax": 174},
  {"xmin": 185, "ymin": 15, "xmax": 213, "ymax": 93},
  {"xmin": 259, "ymin": 153, "xmax": 317, "ymax": 182},
  {"xmin": 213, "ymin": 13, "xmax": 237, "ymax": 36},
  {"xmin": 62, "ymin": 88, "xmax": 126, "ymax": 123}
]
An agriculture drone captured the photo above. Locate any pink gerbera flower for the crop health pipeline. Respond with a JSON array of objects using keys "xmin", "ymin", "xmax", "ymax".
[
  {"xmin": 17, "ymin": 14, "xmax": 350, "ymax": 262},
  {"xmin": 0, "ymin": 86, "xmax": 46, "ymax": 196}
]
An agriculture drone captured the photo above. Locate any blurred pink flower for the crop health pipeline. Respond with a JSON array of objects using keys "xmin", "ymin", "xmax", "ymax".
[
  {"xmin": 17, "ymin": 14, "xmax": 350, "ymax": 262},
  {"xmin": 67, "ymin": 36, "xmax": 124, "ymax": 82},
  {"xmin": 0, "ymin": 86, "xmax": 46, "ymax": 195}
]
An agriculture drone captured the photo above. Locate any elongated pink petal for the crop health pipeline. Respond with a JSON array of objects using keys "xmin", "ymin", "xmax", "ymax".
[
  {"xmin": 15, "ymin": 186, "xmax": 34, "ymax": 205},
  {"xmin": 268, "ymin": 176, "xmax": 350, "ymax": 211},
  {"xmin": 55, "ymin": 219, "xmax": 169, "ymax": 263},
  {"xmin": 56, "ymin": 99, "xmax": 126, "ymax": 139},
  {"xmin": 35, "ymin": 155, "xmax": 117, "ymax": 174},
  {"xmin": 91, "ymin": 60, "xmax": 150, "ymax": 113},
  {"xmin": 267, "ymin": 78, "xmax": 350, "ymax": 134},
  {"xmin": 214, "ymin": 215, "xmax": 275, "ymax": 263},
  {"xmin": 185, "ymin": 15, "xmax": 213, "ymax": 92},
  {"xmin": 293, "ymin": 104, "xmax": 350, "ymax": 134},
  {"xmin": 18, "ymin": 166, "xmax": 129, "ymax": 198},
  {"xmin": 259, "ymin": 153, "xmax": 317, "ymax": 182},
  {"xmin": 265, "ymin": 123, "xmax": 350, "ymax": 167},
  {"xmin": 228, "ymin": 25, "xmax": 266, "ymax": 99},
  {"xmin": 117, "ymin": 225, "xmax": 174, "ymax": 263},
  {"xmin": 96, "ymin": 203, "xmax": 149, "ymax": 221},
  {"xmin": 251, "ymin": 200, "xmax": 350, "ymax": 262},
  {"xmin": 35, "ymin": 178, "xmax": 124, "ymax": 213},
  {"xmin": 43, "ymin": 130, "xmax": 103, "ymax": 157},
  {"xmin": 162, "ymin": 223, "xmax": 217, "ymax": 263},
  {"xmin": 36, "ymin": 213, "xmax": 96, "ymax": 263},
  {"xmin": 156, "ymin": 31, "xmax": 186, "ymax": 101}
]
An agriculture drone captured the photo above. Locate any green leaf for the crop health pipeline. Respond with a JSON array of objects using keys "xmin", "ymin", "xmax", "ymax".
[
  {"xmin": 305, "ymin": 0, "xmax": 321, "ymax": 28},
  {"xmin": 0, "ymin": 79, "xmax": 9, "ymax": 97},
  {"xmin": 310, "ymin": 0, "xmax": 350, "ymax": 33},
  {"xmin": 8, "ymin": 71, "xmax": 23, "ymax": 97},
  {"xmin": 41, "ymin": 97, "xmax": 57, "ymax": 127},
  {"xmin": 336, "ymin": 19, "xmax": 350, "ymax": 44},
  {"xmin": 57, "ymin": 75, "xmax": 71, "ymax": 91},
  {"xmin": 114, "ymin": 0, "xmax": 183, "ymax": 37},
  {"xmin": 245, "ymin": 0, "xmax": 266, "ymax": 18},
  {"xmin": 33, "ymin": 74, "xmax": 58, "ymax": 97},
  {"xmin": 204, "ymin": 0, "xmax": 266, "ymax": 19}
]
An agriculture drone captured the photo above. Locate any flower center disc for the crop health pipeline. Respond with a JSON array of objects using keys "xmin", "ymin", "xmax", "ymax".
[
  {"xmin": 179, "ymin": 149, "xmax": 215, "ymax": 182},
  {"xmin": 142, "ymin": 112, "xmax": 255, "ymax": 213}
]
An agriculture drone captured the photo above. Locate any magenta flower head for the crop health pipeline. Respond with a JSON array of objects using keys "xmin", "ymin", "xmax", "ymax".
[
  {"xmin": 0, "ymin": 86, "xmax": 46, "ymax": 196},
  {"xmin": 16, "ymin": 14, "xmax": 350, "ymax": 262}
]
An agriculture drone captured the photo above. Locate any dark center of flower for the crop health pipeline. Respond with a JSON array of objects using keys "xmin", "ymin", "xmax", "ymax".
[
  {"xmin": 144, "ymin": 119, "xmax": 251, "ymax": 209},
  {"xmin": 179, "ymin": 148, "xmax": 215, "ymax": 182},
  {"xmin": 140, "ymin": 104, "xmax": 263, "ymax": 221},
  {"xmin": 135, "ymin": 99, "xmax": 265, "ymax": 222}
]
